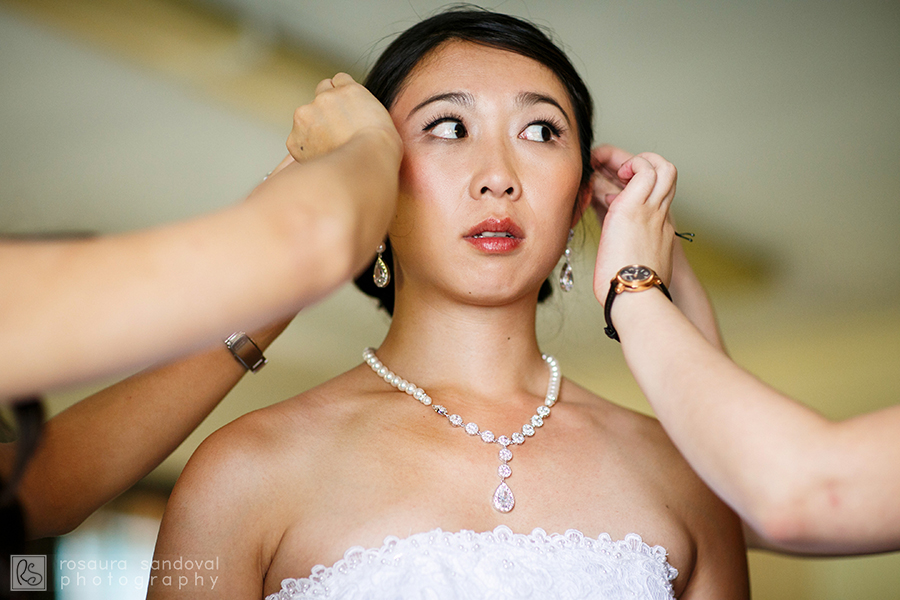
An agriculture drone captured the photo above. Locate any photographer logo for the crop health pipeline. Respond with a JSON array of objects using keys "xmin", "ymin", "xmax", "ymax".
[{"xmin": 10, "ymin": 555, "xmax": 46, "ymax": 591}]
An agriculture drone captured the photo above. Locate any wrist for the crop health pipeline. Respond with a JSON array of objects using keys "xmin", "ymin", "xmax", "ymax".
[
  {"xmin": 353, "ymin": 127, "xmax": 403, "ymax": 166},
  {"xmin": 224, "ymin": 332, "xmax": 267, "ymax": 373},
  {"xmin": 603, "ymin": 265, "xmax": 672, "ymax": 342},
  {"xmin": 610, "ymin": 287, "xmax": 670, "ymax": 334},
  {"xmin": 247, "ymin": 316, "xmax": 293, "ymax": 349}
]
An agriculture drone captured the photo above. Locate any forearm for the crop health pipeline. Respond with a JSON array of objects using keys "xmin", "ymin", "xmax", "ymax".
[
  {"xmin": 588, "ymin": 145, "xmax": 897, "ymax": 551},
  {"xmin": 612, "ymin": 293, "xmax": 900, "ymax": 553},
  {"xmin": 667, "ymin": 240, "xmax": 724, "ymax": 351},
  {"xmin": 0, "ymin": 225, "xmax": 282, "ymax": 398},
  {"xmin": 0, "ymin": 129, "xmax": 399, "ymax": 399},
  {"xmin": 615, "ymin": 294, "xmax": 777, "ymax": 512},
  {"xmin": 11, "ymin": 321, "xmax": 286, "ymax": 539},
  {"xmin": 284, "ymin": 127, "xmax": 401, "ymax": 279}
]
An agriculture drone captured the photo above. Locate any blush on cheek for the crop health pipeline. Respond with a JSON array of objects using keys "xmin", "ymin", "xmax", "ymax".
[{"xmin": 398, "ymin": 153, "xmax": 463, "ymax": 210}]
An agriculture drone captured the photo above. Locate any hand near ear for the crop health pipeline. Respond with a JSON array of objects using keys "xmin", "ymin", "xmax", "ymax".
[
  {"xmin": 286, "ymin": 73, "xmax": 401, "ymax": 164},
  {"xmin": 591, "ymin": 144, "xmax": 723, "ymax": 351},
  {"xmin": 590, "ymin": 144, "xmax": 677, "ymax": 304}
]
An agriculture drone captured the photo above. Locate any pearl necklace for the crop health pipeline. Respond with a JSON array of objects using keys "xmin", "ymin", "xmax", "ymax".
[{"xmin": 362, "ymin": 348, "xmax": 560, "ymax": 513}]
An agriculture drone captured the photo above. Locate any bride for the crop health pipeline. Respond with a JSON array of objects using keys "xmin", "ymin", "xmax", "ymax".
[{"xmin": 149, "ymin": 8, "xmax": 748, "ymax": 599}]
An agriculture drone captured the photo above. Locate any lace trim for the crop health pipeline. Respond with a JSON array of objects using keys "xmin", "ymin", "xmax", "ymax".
[{"xmin": 267, "ymin": 525, "xmax": 678, "ymax": 599}]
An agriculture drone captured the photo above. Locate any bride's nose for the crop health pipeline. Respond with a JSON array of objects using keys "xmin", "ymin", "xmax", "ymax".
[{"xmin": 469, "ymin": 139, "xmax": 522, "ymax": 201}]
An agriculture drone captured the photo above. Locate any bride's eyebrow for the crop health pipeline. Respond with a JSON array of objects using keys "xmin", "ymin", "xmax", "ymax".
[
  {"xmin": 406, "ymin": 91, "xmax": 474, "ymax": 121},
  {"xmin": 516, "ymin": 92, "xmax": 571, "ymax": 125}
]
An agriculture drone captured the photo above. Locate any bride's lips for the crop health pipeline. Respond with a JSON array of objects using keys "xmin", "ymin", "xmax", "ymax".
[{"xmin": 464, "ymin": 217, "xmax": 524, "ymax": 254}]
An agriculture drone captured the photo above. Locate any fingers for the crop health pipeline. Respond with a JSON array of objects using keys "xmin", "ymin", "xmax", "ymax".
[
  {"xmin": 288, "ymin": 72, "xmax": 399, "ymax": 165},
  {"xmin": 314, "ymin": 78, "xmax": 334, "ymax": 95},
  {"xmin": 616, "ymin": 155, "xmax": 657, "ymax": 202},
  {"xmin": 330, "ymin": 72, "xmax": 355, "ymax": 87},
  {"xmin": 635, "ymin": 152, "xmax": 677, "ymax": 211},
  {"xmin": 589, "ymin": 175, "xmax": 619, "ymax": 221},
  {"xmin": 591, "ymin": 144, "xmax": 634, "ymax": 174},
  {"xmin": 315, "ymin": 73, "xmax": 356, "ymax": 95},
  {"xmin": 613, "ymin": 152, "xmax": 677, "ymax": 212},
  {"xmin": 591, "ymin": 145, "xmax": 677, "ymax": 204},
  {"xmin": 291, "ymin": 74, "xmax": 363, "ymax": 161},
  {"xmin": 630, "ymin": 152, "xmax": 676, "ymax": 190},
  {"xmin": 590, "ymin": 145, "xmax": 632, "ymax": 218},
  {"xmin": 590, "ymin": 146, "xmax": 679, "ymax": 299}
]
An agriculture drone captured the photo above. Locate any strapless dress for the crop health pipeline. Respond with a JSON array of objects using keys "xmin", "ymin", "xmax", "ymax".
[{"xmin": 266, "ymin": 525, "xmax": 677, "ymax": 599}]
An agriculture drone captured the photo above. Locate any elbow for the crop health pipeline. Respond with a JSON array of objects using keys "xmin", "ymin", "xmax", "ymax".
[
  {"xmin": 33, "ymin": 518, "xmax": 82, "ymax": 540},
  {"xmin": 20, "ymin": 492, "xmax": 92, "ymax": 540},
  {"xmin": 15, "ymin": 463, "xmax": 99, "ymax": 539},
  {"xmin": 742, "ymin": 419, "xmax": 848, "ymax": 552},
  {"xmin": 750, "ymin": 475, "xmax": 849, "ymax": 551},
  {"xmin": 4, "ymin": 463, "xmax": 85, "ymax": 540},
  {"xmin": 752, "ymin": 501, "xmax": 811, "ymax": 549}
]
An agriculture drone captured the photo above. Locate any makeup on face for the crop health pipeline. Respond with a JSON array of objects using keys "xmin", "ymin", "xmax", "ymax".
[
  {"xmin": 464, "ymin": 217, "xmax": 525, "ymax": 254},
  {"xmin": 386, "ymin": 42, "xmax": 584, "ymax": 299}
]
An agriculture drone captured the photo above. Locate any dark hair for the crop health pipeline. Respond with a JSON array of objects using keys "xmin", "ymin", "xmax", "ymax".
[
  {"xmin": 354, "ymin": 6, "xmax": 594, "ymax": 315},
  {"xmin": 0, "ymin": 397, "xmax": 44, "ymax": 508}
]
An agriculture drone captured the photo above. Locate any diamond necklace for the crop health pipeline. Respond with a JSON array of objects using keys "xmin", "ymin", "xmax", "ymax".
[{"xmin": 362, "ymin": 347, "xmax": 560, "ymax": 513}]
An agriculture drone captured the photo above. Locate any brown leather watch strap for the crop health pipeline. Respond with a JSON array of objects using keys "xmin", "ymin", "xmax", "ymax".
[{"xmin": 604, "ymin": 268, "xmax": 672, "ymax": 342}]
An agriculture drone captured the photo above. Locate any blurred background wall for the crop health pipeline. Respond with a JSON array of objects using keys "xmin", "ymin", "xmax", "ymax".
[{"xmin": 1, "ymin": 0, "xmax": 898, "ymax": 597}]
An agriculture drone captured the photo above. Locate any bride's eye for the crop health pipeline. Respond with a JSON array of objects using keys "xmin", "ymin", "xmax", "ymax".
[
  {"xmin": 520, "ymin": 122, "xmax": 559, "ymax": 142},
  {"xmin": 425, "ymin": 118, "xmax": 467, "ymax": 139}
]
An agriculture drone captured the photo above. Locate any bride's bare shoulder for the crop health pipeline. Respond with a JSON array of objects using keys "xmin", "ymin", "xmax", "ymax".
[
  {"xmin": 559, "ymin": 378, "xmax": 692, "ymax": 465},
  {"xmin": 561, "ymin": 379, "xmax": 661, "ymax": 430},
  {"xmin": 200, "ymin": 364, "xmax": 379, "ymax": 461},
  {"xmin": 563, "ymin": 378, "xmax": 744, "ymax": 548},
  {"xmin": 165, "ymin": 365, "xmax": 379, "ymax": 528}
]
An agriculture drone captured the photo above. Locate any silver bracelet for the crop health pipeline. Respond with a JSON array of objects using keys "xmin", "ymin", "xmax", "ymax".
[{"xmin": 224, "ymin": 332, "xmax": 267, "ymax": 373}]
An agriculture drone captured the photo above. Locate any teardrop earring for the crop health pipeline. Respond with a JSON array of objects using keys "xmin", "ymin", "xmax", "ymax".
[
  {"xmin": 558, "ymin": 229, "xmax": 574, "ymax": 292},
  {"xmin": 373, "ymin": 243, "xmax": 391, "ymax": 288}
]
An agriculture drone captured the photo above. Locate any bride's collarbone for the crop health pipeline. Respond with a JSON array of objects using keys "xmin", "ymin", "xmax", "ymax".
[
  {"xmin": 270, "ymin": 381, "xmax": 694, "ymax": 537},
  {"xmin": 282, "ymin": 406, "xmax": 684, "ymax": 529},
  {"xmin": 259, "ymin": 403, "xmax": 699, "ymax": 597},
  {"xmin": 285, "ymin": 387, "xmax": 671, "ymax": 501}
]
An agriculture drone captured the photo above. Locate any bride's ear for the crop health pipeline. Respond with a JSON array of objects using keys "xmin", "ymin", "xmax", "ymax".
[{"xmin": 570, "ymin": 184, "xmax": 592, "ymax": 228}]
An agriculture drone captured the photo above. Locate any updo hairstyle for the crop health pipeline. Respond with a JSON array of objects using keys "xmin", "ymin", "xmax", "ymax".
[{"xmin": 354, "ymin": 7, "xmax": 594, "ymax": 315}]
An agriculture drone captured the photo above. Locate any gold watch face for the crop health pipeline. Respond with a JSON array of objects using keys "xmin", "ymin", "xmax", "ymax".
[{"xmin": 618, "ymin": 265, "xmax": 653, "ymax": 284}]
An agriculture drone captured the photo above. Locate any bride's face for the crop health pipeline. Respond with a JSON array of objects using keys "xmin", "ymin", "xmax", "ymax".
[{"xmin": 388, "ymin": 41, "xmax": 585, "ymax": 307}]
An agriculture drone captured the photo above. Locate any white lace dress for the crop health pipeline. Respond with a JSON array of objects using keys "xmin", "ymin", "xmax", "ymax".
[{"xmin": 265, "ymin": 525, "xmax": 678, "ymax": 599}]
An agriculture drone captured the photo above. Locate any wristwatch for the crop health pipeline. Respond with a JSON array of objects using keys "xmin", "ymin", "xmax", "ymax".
[
  {"xmin": 603, "ymin": 265, "xmax": 672, "ymax": 342},
  {"xmin": 224, "ymin": 332, "xmax": 267, "ymax": 373}
]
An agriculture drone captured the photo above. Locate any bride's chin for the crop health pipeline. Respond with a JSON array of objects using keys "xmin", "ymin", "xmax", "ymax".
[
  {"xmin": 447, "ymin": 280, "xmax": 546, "ymax": 308},
  {"xmin": 395, "ymin": 260, "xmax": 552, "ymax": 309}
]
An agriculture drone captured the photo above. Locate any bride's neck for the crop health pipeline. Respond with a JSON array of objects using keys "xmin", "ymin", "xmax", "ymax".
[{"xmin": 375, "ymin": 291, "xmax": 548, "ymax": 399}]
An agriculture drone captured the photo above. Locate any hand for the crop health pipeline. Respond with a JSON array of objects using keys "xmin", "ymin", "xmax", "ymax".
[
  {"xmin": 591, "ymin": 144, "xmax": 677, "ymax": 303},
  {"xmin": 286, "ymin": 73, "xmax": 401, "ymax": 163}
]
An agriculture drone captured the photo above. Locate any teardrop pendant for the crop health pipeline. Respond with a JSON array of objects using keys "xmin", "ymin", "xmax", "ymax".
[
  {"xmin": 558, "ymin": 229, "xmax": 574, "ymax": 292},
  {"xmin": 363, "ymin": 348, "xmax": 560, "ymax": 515},
  {"xmin": 492, "ymin": 481, "xmax": 515, "ymax": 513},
  {"xmin": 558, "ymin": 261, "xmax": 573, "ymax": 292},
  {"xmin": 373, "ymin": 245, "xmax": 390, "ymax": 288}
]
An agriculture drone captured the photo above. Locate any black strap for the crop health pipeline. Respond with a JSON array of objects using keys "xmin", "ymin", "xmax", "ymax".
[
  {"xmin": 603, "ymin": 278, "xmax": 672, "ymax": 342},
  {"xmin": 603, "ymin": 279, "xmax": 621, "ymax": 341}
]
